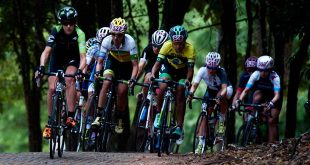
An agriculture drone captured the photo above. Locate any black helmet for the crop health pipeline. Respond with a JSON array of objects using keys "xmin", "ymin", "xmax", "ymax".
[{"xmin": 57, "ymin": 6, "xmax": 78, "ymax": 24}]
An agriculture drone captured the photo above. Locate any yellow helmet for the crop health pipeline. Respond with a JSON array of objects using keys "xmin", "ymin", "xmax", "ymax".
[{"xmin": 110, "ymin": 17, "xmax": 127, "ymax": 33}]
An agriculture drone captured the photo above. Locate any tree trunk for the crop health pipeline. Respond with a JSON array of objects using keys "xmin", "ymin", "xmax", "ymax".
[
  {"xmin": 111, "ymin": 0, "xmax": 123, "ymax": 18},
  {"xmin": 145, "ymin": 0, "xmax": 159, "ymax": 41},
  {"xmin": 161, "ymin": 0, "xmax": 192, "ymax": 31},
  {"xmin": 245, "ymin": 0, "xmax": 253, "ymax": 58},
  {"xmin": 285, "ymin": 31, "xmax": 310, "ymax": 138},
  {"xmin": 13, "ymin": 0, "xmax": 42, "ymax": 151},
  {"xmin": 219, "ymin": 0, "xmax": 237, "ymax": 144},
  {"xmin": 73, "ymin": 0, "xmax": 97, "ymax": 38},
  {"xmin": 96, "ymin": 0, "xmax": 112, "ymax": 27}
]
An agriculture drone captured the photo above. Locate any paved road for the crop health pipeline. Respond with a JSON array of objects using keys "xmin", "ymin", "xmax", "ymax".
[{"xmin": 0, "ymin": 152, "xmax": 198, "ymax": 165}]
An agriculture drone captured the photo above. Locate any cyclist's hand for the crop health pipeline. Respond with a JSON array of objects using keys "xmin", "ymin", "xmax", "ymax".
[
  {"xmin": 36, "ymin": 65, "xmax": 45, "ymax": 78},
  {"xmin": 186, "ymin": 92, "xmax": 193, "ymax": 109},
  {"xmin": 233, "ymin": 99, "xmax": 242, "ymax": 109},
  {"xmin": 265, "ymin": 101, "xmax": 274, "ymax": 111},
  {"xmin": 149, "ymin": 74, "xmax": 155, "ymax": 82},
  {"xmin": 75, "ymin": 69, "xmax": 83, "ymax": 79},
  {"xmin": 215, "ymin": 95, "xmax": 223, "ymax": 104},
  {"xmin": 128, "ymin": 78, "xmax": 136, "ymax": 96},
  {"xmin": 95, "ymin": 71, "xmax": 101, "ymax": 79}
]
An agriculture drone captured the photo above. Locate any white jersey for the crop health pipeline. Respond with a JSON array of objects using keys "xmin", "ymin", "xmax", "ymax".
[
  {"xmin": 86, "ymin": 43, "xmax": 100, "ymax": 65},
  {"xmin": 98, "ymin": 34, "xmax": 138, "ymax": 62},
  {"xmin": 245, "ymin": 70, "xmax": 281, "ymax": 92},
  {"xmin": 193, "ymin": 66, "xmax": 229, "ymax": 91}
]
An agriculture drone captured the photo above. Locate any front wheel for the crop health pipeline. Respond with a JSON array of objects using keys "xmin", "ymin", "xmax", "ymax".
[
  {"xmin": 135, "ymin": 100, "xmax": 150, "ymax": 152},
  {"xmin": 193, "ymin": 113, "xmax": 208, "ymax": 154}
]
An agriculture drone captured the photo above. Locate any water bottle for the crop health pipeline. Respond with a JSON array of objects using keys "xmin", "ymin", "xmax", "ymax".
[
  {"xmin": 140, "ymin": 106, "xmax": 148, "ymax": 122},
  {"xmin": 79, "ymin": 95, "xmax": 84, "ymax": 106},
  {"xmin": 75, "ymin": 80, "xmax": 80, "ymax": 91}
]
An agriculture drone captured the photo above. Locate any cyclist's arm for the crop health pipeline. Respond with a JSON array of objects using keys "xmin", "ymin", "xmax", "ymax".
[
  {"xmin": 40, "ymin": 46, "xmax": 52, "ymax": 66},
  {"xmin": 78, "ymin": 52, "xmax": 86, "ymax": 71},
  {"xmin": 137, "ymin": 60, "xmax": 146, "ymax": 80},
  {"xmin": 239, "ymin": 87, "xmax": 250, "ymax": 101},
  {"xmin": 137, "ymin": 50, "xmax": 147, "ymax": 80},
  {"xmin": 189, "ymin": 82, "xmax": 199, "ymax": 94},
  {"xmin": 271, "ymin": 91, "xmax": 280, "ymax": 104},
  {"xmin": 131, "ymin": 58, "xmax": 138, "ymax": 80},
  {"xmin": 219, "ymin": 83, "xmax": 228, "ymax": 98},
  {"xmin": 186, "ymin": 65, "xmax": 194, "ymax": 82}
]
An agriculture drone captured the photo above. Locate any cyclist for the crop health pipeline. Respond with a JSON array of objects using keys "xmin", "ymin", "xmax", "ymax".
[
  {"xmin": 137, "ymin": 30, "xmax": 169, "ymax": 97},
  {"xmin": 234, "ymin": 55, "xmax": 281, "ymax": 143},
  {"xmin": 150, "ymin": 25, "xmax": 196, "ymax": 141},
  {"xmin": 92, "ymin": 18, "xmax": 138, "ymax": 134},
  {"xmin": 232, "ymin": 56, "xmax": 257, "ymax": 104},
  {"xmin": 187, "ymin": 52, "xmax": 233, "ymax": 153},
  {"xmin": 35, "ymin": 6, "xmax": 86, "ymax": 139}
]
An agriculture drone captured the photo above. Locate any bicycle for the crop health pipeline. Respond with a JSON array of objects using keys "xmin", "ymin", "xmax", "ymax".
[
  {"xmin": 151, "ymin": 78, "xmax": 186, "ymax": 157},
  {"xmin": 36, "ymin": 70, "xmax": 74, "ymax": 159},
  {"xmin": 81, "ymin": 78, "xmax": 99, "ymax": 151},
  {"xmin": 190, "ymin": 96, "xmax": 226, "ymax": 154},
  {"xmin": 68, "ymin": 78, "xmax": 88, "ymax": 152},
  {"xmin": 233, "ymin": 103, "xmax": 267, "ymax": 147},
  {"xmin": 134, "ymin": 81, "xmax": 158, "ymax": 152},
  {"xmin": 93, "ymin": 76, "xmax": 130, "ymax": 152}
]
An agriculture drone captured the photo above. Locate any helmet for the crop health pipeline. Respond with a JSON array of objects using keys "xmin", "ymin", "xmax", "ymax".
[
  {"xmin": 205, "ymin": 52, "xmax": 221, "ymax": 69},
  {"xmin": 245, "ymin": 56, "xmax": 258, "ymax": 68},
  {"xmin": 96, "ymin": 27, "xmax": 110, "ymax": 43},
  {"xmin": 86, "ymin": 37, "xmax": 98, "ymax": 50},
  {"xmin": 257, "ymin": 55, "xmax": 274, "ymax": 70},
  {"xmin": 152, "ymin": 30, "xmax": 169, "ymax": 48},
  {"xmin": 110, "ymin": 18, "xmax": 127, "ymax": 33},
  {"xmin": 169, "ymin": 25, "xmax": 188, "ymax": 42},
  {"xmin": 57, "ymin": 6, "xmax": 78, "ymax": 24}
]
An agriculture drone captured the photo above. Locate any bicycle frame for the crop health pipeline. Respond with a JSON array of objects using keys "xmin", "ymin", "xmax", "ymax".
[{"xmin": 151, "ymin": 78, "xmax": 185, "ymax": 157}]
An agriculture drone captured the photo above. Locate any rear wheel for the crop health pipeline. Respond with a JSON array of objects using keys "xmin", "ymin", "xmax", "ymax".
[
  {"xmin": 135, "ymin": 100, "xmax": 150, "ymax": 152},
  {"xmin": 82, "ymin": 95, "xmax": 96, "ymax": 151},
  {"xmin": 193, "ymin": 113, "xmax": 208, "ymax": 154}
]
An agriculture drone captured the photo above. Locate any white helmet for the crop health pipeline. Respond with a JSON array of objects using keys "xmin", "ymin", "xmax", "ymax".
[
  {"xmin": 257, "ymin": 55, "xmax": 274, "ymax": 70},
  {"xmin": 152, "ymin": 30, "xmax": 169, "ymax": 48},
  {"xmin": 86, "ymin": 37, "xmax": 98, "ymax": 50},
  {"xmin": 96, "ymin": 27, "xmax": 110, "ymax": 43},
  {"xmin": 205, "ymin": 52, "xmax": 221, "ymax": 69}
]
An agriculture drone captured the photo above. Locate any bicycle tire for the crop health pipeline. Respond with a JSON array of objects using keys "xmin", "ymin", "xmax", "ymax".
[
  {"xmin": 82, "ymin": 95, "xmax": 96, "ymax": 151},
  {"xmin": 193, "ymin": 113, "xmax": 208, "ymax": 153},
  {"xmin": 135, "ymin": 100, "xmax": 150, "ymax": 152},
  {"xmin": 49, "ymin": 94, "xmax": 59, "ymax": 159},
  {"xmin": 101, "ymin": 93, "xmax": 114, "ymax": 152},
  {"xmin": 236, "ymin": 122, "xmax": 252, "ymax": 147},
  {"xmin": 74, "ymin": 107, "xmax": 84, "ymax": 152},
  {"xmin": 57, "ymin": 98, "xmax": 65, "ymax": 157},
  {"xmin": 157, "ymin": 98, "xmax": 169, "ymax": 157}
]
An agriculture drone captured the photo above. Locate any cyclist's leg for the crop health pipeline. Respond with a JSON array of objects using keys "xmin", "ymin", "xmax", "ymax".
[
  {"xmin": 176, "ymin": 79, "xmax": 186, "ymax": 128},
  {"xmin": 65, "ymin": 65, "xmax": 78, "ymax": 127},
  {"xmin": 157, "ymin": 63, "xmax": 170, "ymax": 112}
]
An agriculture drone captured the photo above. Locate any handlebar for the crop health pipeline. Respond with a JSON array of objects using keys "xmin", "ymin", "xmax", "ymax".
[{"xmin": 36, "ymin": 70, "xmax": 75, "ymax": 88}]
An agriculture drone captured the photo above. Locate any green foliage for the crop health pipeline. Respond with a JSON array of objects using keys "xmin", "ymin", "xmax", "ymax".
[{"xmin": 0, "ymin": 100, "xmax": 28, "ymax": 152}]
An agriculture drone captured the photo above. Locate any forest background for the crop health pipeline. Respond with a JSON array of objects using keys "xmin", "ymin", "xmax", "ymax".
[{"xmin": 0, "ymin": 0, "xmax": 309, "ymax": 153}]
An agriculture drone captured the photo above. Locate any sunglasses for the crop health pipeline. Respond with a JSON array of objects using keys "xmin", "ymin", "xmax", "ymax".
[
  {"xmin": 62, "ymin": 22, "xmax": 75, "ymax": 26},
  {"xmin": 111, "ymin": 33, "xmax": 124, "ymax": 37},
  {"xmin": 207, "ymin": 66, "xmax": 218, "ymax": 71},
  {"xmin": 258, "ymin": 69, "xmax": 270, "ymax": 72}
]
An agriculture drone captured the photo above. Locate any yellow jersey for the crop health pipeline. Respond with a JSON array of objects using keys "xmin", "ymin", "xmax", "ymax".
[{"xmin": 157, "ymin": 40, "xmax": 195, "ymax": 69}]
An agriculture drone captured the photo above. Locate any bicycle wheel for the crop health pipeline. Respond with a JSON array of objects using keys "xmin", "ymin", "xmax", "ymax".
[
  {"xmin": 74, "ymin": 107, "xmax": 84, "ymax": 152},
  {"xmin": 236, "ymin": 122, "xmax": 252, "ymax": 147},
  {"xmin": 49, "ymin": 94, "xmax": 59, "ymax": 159},
  {"xmin": 158, "ymin": 99, "xmax": 168, "ymax": 157},
  {"xmin": 135, "ymin": 100, "xmax": 150, "ymax": 152},
  {"xmin": 193, "ymin": 113, "xmax": 208, "ymax": 154},
  {"xmin": 100, "ymin": 96, "xmax": 114, "ymax": 152},
  {"xmin": 82, "ymin": 95, "xmax": 96, "ymax": 151},
  {"xmin": 57, "ymin": 99, "xmax": 66, "ymax": 157}
]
